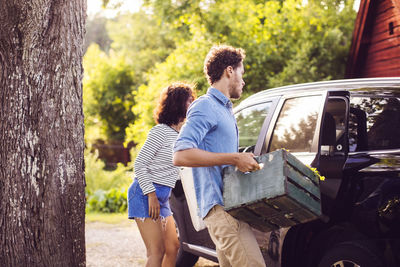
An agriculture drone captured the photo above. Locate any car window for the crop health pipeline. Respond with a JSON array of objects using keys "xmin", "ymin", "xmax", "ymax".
[
  {"xmin": 349, "ymin": 96, "xmax": 400, "ymax": 151},
  {"xmin": 269, "ymin": 95, "xmax": 322, "ymax": 153},
  {"xmin": 235, "ymin": 102, "xmax": 272, "ymax": 151}
]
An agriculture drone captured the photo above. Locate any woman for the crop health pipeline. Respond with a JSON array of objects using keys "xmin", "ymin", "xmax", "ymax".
[{"xmin": 128, "ymin": 82, "xmax": 195, "ymax": 267}]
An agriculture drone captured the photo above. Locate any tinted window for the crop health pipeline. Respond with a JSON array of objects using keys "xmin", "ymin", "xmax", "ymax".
[
  {"xmin": 349, "ymin": 96, "xmax": 400, "ymax": 151},
  {"xmin": 235, "ymin": 102, "xmax": 272, "ymax": 151},
  {"xmin": 269, "ymin": 95, "xmax": 322, "ymax": 152}
]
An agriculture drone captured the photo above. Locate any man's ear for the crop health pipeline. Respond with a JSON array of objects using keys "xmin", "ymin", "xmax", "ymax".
[{"xmin": 225, "ymin": 66, "xmax": 234, "ymax": 77}]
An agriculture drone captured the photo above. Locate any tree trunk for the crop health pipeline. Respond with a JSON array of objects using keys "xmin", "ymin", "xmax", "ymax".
[{"xmin": 0, "ymin": 1, "xmax": 86, "ymax": 266}]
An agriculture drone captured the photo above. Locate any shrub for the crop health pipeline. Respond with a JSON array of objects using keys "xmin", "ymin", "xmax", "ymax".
[
  {"xmin": 85, "ymin": 148, "xmax": 132, "ymax": 213},
  {"xmin": 86, "ymin": 188, "xmax": 128, "ymax": 213},
  {"xmin": 85, "ymin": 149, "xmax": 132, "ymax": 195}
]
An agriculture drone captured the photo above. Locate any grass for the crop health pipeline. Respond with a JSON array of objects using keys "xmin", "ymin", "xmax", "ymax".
[{"xmin": 85, "ymin": 212, "xmax": 129, "ymax": 224}]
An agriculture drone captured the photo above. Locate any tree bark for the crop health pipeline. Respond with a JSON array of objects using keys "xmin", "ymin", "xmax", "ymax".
[{"xmin": 0, "ymin": 0, "xmax": 86, "ymax": 266}]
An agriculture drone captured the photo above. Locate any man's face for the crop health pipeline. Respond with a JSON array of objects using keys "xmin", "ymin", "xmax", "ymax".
[{"xmin": 228, "ymin": 61, "xmax": 245, "ymax": 99}]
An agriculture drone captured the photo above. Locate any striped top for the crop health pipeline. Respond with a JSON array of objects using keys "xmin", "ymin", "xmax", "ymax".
[{"xmin": 134, "ymin": 124, "xmax": 179, "ymax": 195}]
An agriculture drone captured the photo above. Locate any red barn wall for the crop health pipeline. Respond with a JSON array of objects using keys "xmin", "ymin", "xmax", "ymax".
[{"xmin": 360, "ymin": 0, "xmax": 400, "ymax": 77}]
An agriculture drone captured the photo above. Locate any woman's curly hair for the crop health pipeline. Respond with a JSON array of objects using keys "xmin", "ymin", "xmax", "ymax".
[
  {"xmin": 154, "ymin": 82, "xmax": 195, "ymax": 126},
  {"xmin": 204, "ymin": 45, "xmax": 245, "ymax": 85}
]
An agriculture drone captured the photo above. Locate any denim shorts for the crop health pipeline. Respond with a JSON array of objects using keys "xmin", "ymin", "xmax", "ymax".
[{"xmin": 128, "ymin": 179, "xmax": 172, "ymax": 220}]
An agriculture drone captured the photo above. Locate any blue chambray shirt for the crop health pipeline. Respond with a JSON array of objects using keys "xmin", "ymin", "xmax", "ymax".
[{"xmin": 173, "ymin": 88, "xmax": 238, "ymax": 219}]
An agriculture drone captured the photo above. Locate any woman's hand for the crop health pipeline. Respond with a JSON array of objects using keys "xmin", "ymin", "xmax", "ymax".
[{"xmin": 147, "ymin": 192, "xmax": 160, "ymax": 220}]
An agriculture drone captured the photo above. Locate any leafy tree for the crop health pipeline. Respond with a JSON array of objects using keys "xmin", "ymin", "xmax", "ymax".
[
  {"xmin": 83, "ymin": 44, "xmax": 136, "ymax": 142},
  {"xmin": 84, "ymin": 10, "xmax": 180, "ymax": 145},
  {"xmin": 85, "ymin": 149, "xmax": 131, "ymax": 195},
  {"xmin": 107, "ymin": 12, "xmax": 176, "ymax": 79},
  {"xmin": 268, "ymin": 0, "xmax": 356, "ymax": 86},
  {"xmin": 142, "ymin": 0, "xmax": 203, "ymax": 42},
  {"xmin": 125, "ymin": 35, "xmax": 212, "ymax": 145},
  {"xmin": 84, "ymin": 14, "xmax": 112, "ymax": 53},
  {"xmin": 190, "ymin": 0, "xmax": 356, "ymax": 89},
  {"xmin": 126, "ymin": 0, "xmax": 356, "ymax": 147}
]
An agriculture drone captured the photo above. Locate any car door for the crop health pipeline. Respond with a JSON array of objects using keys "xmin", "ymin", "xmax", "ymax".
[
  {"xmin": 254, "ymin": 91, "xmax": 328, "ymax": 266},
  {"xmin": 261, "ymin": 90, "xmax": 351, "ymax": 218},
  {"xmin": 314, "ymin": 91, "xmax": 350, "ymax": 217}
]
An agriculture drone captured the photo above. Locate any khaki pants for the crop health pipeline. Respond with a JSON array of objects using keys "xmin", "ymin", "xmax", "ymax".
[{"xmin": 203, "ymin": 205, "xmax": 266, "ymax": 267}]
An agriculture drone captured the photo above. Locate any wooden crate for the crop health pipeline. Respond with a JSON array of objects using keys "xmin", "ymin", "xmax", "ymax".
[{"xmin": 223, "ymin": 149, "xmax": 322, "ymax": 232}]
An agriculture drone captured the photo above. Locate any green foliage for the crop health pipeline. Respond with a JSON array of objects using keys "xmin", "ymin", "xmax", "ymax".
[
  {"xmin": 85, "ymin": 149, "xmax": 132, "ymax": 194},
  {"xmin": 107, "ymin": 12, "xmax": 176, "ymax": 80},
  {"xmin": 189, "ymin": 0, "xmax": 356, "ymax": 90},
  {"xmin": 83, "ymin": 44, "xmax": 137, "ymax": 142},
  {"xmin": 268, "ymin": 0, "xmax": 356, "ymax": 87},
  {"xmin": 84, "ymin": 11, "xmax": 179, "ymax": 145},
  {"xmin": 142, "ymin": 0, "xmax": 202, "ymax": 42},
  {"xmin": 84, "ymin": 15, "xmax": 112, "ymax": 53},
  {"xmin": 125, "ymin": 0, "xmax": 356, "ymax": 147},
  {"xmin": 82, "ymin": 0, "xmax": 358, "ymax": 211},
  {"xmin": 86, "ymin": 188, "xmax": 128, "ymax": 213},
  {"xmin": 85, "ymin": 148, "xmax": 132, "ymax": 213},
  {"xmin": 125, "ymin": 36, "xmax": 212, "ymax": 145}
]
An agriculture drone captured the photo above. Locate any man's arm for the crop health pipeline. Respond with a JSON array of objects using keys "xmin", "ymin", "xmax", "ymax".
[{"xmin": 173, "ymin": 148, "xmax": 260, "ymax": 173}]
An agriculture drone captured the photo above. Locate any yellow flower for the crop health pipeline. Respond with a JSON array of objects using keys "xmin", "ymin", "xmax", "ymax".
[{"xmin": 306, "ymin": 165, "xmax": 325, "ymax": 181}]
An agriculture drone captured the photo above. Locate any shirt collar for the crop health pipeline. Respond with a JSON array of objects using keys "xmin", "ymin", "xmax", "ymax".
[{"xmin": 207, "ymin": 87, "xmax": 232, "ymax": 108}]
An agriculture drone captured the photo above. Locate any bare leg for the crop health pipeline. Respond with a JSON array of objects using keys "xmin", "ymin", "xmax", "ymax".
[
  {"xmin": 135, "ymin": 218, "xmax": 165, "ymax": 267},
  {"xmin": 161, "ymin": 216, "xmax": 180, "ymax": 267}
]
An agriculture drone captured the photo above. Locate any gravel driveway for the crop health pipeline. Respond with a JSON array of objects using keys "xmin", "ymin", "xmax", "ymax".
[{"xmin": 85, "ymin": 220, "xmax": 218, "ymax": 267}]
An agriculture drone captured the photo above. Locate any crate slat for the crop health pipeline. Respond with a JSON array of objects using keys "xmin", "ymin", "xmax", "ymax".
[
  {"xmin": 286, "ymin": 165, "xmax": 320, "ymax": 200},
  {"xmin": 285, "ymin": 152, "xmax": 319, "ymax": 184},
  {"xmin": 286, "ymin": 183, "xmax": 321, "ymax": 216}
]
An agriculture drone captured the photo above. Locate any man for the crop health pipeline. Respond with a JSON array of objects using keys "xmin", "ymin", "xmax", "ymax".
[{"xmin": 173, "ymin": 45, "xmax": 266, "ymax": 267}]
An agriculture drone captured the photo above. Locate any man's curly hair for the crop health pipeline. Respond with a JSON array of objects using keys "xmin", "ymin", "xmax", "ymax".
[
  {"xmin": 154, "ymin": 82, "xmax": 195, "ymax": 126},
  {"xmin": 204, "ymin": 45, "xmax": 246, "ymax": 85}
]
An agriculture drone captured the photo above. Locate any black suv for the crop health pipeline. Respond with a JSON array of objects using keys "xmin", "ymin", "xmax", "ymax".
[{"xmin": 170, "ymin": 78, "xmax": 400, "ymax": 267}]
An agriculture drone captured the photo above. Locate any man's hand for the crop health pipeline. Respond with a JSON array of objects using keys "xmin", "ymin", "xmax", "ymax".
[
  {"xmin": 147, "ymin": 192, "xmax": 160, "ymax": 220},
  {"xmin": 234, "ymin": 152, "xmax": 260, "ymax": 173}
]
